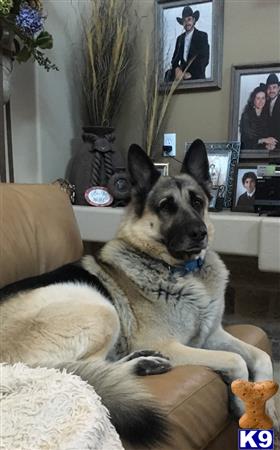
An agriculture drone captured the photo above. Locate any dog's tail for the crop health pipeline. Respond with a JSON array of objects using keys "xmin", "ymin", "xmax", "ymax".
[{"xmin": 58, "ymin": 359, "xmax": 169, "ymax": 448}]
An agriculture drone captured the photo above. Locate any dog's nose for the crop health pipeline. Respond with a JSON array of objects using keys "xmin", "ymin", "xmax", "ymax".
[{"xmin": 189, "ymin": 226, "xmax": 207, "ymax": 242}]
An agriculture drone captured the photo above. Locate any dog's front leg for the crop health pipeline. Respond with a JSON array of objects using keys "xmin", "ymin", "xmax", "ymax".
[
  {"xmin": 204, "ymin": 326, "xmax": 273, "ymax": 382},
  {"xmin": 155, "ymin": 339, "xmax": 249, "ymax": 382},
  {"xmin": 204, "ymin": 326, "xmax": 279, "ymax": 429},
  {"xmin": 152, "ymin": 339, "xmax": 248, "ymax": 417}
]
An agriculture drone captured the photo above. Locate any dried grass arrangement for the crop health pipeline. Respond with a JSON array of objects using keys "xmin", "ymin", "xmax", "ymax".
[
  {"xmin": 142, "ymin": 45, "xmax": 186, "ymax": 157},
  {"xmin": 82, "ymin": 0, "xmax": 136, "ymax": 127}
]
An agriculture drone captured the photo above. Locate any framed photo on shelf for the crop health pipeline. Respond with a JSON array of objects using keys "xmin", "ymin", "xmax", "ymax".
[
  {"xmin": 154, "ymin": 162, "xmax": 169, "ymax": 176},
  {"xmin": 229, "ymin": 63, "xmax": 280, "ymax": 159},
  {"xmin": 185, "ymin": 141, "xmax": 240, "ymax": 208},
  {"xmin": 155, "ymin": 0, "xmax": 224, "ymax": 92},
  {"xmin": 232, "ymin": 163, "xmax": 258, "ymax": 213}
]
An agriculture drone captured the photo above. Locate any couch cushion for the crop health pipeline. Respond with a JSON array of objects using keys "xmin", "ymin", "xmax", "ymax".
[
  {"xmin": 129, "ymin": 324, "xmax": 271, "ymax": 450},
  {"xmin": 0, "ymin": 184, "xmax": 83, "ymax": 288},
  {"xmin": 141, "ymin": 366, "xmax": 229, "ymax": 450}
]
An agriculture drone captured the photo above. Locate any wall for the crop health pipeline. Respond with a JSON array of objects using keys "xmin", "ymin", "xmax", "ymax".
[
  {"xmin": 11, "ymin": 60, "xmax": 39, "ymax": 182},
  {"xmin": 11, "ymin": 0, "xmax": 85, "ymax": 183},
  {"xmin": 10, "ymin": 0, "xmax": 280, "ymax": 182}
]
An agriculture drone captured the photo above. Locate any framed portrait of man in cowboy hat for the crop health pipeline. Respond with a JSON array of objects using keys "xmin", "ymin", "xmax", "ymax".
[
  {"xmin": 229, "ymin": 63, "xmax": 280, "ymax": 158},
  {"xmin": 155, "ymin": 0, "xmax": 224, "ymax": 92}
]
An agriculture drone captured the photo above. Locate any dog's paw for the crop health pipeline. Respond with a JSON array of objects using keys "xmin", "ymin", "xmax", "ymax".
[
  {"xmin": 124, "ymin": 350, "xmax": 169, "ymax": 362},
  {"xmin": 216, "ymin": 354, "xmax": 249, "ymax": 385},
  {"xmin": 131, "ymin": 356, "xmax": 172, "ymax": 376},
  {"xmin": 229, "ymin": 392, "xmax": 245, "ymax": 418}
]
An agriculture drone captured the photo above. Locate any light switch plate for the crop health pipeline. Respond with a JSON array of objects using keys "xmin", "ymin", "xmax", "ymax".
[{"xmin": 163, "ymin": 133, "xmax": 176, "ymax": 156}]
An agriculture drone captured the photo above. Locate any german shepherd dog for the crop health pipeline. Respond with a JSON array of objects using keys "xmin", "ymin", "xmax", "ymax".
[{"xmin": 0, "ymin": 140, "xmax": 278, "ymax": 447}]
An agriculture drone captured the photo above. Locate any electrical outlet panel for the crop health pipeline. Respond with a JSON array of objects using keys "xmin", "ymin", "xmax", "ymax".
[{"xmin": 163, "ymin": 133, "xmax": 176, "ymax": 156}]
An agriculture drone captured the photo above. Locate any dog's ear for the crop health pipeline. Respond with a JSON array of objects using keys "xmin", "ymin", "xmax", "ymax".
[
  {"xmin": 127, "ymin": 144, "xmax": 161, "ymax": 215},
  {"xmin": 181, "ymin": 139, "xmax": 211, "ymax": 194},
  {"xmin": 128, "ymin": 144, "xmax": 161, "ymax": 192}
]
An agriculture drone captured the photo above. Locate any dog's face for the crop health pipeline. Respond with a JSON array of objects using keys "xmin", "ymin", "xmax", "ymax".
[{"xmin": 118, "ymin": 139, "xmax": 213, "ymax": 264}]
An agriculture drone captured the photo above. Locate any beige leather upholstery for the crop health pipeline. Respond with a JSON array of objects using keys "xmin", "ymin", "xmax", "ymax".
[
  {"xmin": 225, "ymin": 324, "xmax": 271, "ymax": 354},
  {"xmin": 141, "ymin": 366, "xmax": 229, "ymax": 450},
  {"xmin": 0, "ymin": 184, "xmax": 83, "ymax": 288}
]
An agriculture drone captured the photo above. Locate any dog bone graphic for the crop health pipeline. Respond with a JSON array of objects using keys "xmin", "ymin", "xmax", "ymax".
[{"xmin": 231, "ymin": 379, "xmax": 279, "ymax": 429}]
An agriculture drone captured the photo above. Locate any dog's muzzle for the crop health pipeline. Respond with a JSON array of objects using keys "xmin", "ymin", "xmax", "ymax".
[{"xmin": 166, "ymin": 224, "xmax": 208, "ymax": 259}]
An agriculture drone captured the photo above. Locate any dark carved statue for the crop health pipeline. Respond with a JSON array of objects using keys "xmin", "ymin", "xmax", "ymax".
[{"xmin": 67, "ymin": 126, "xmax": 131, "ymax": 206}]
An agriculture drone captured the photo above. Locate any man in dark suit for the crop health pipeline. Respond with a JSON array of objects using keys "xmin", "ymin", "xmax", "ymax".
[
  {"xmin": 236, "ymin": 172, "xmax": 257, "ymax": 212},
  {"xmin": 168, "ymin": 6, "xmax": 209, "ymax": 81},
  {"xmin": 266, "ymin": 73, "xmax": 280, "ymax": 149}
]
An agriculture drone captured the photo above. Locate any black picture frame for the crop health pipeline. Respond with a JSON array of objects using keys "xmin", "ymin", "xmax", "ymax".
[
  {"xmin": 232, "ymin": 163, "xmax": 258, "ymax": 213},
  {"xmin": 229, "ymin": 63, "xmax": 280, "ymax": 160},
  {"xmin": 155, "ymin": 0, "xmax": 224, "ymax": 92}
]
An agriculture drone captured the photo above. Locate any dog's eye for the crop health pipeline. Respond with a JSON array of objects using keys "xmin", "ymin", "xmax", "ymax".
[
  {"xmin": 190, "ymin": 194, "xmax": 203, "ymax": 210},
  {"xmin": 158, "ymin": 197, "xmax": 177, "ymax": 214}
]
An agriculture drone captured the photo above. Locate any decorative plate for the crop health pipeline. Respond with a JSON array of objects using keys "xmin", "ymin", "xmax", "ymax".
[{"xmin": 84, "ymin": 186, "xmax": 114, "ymax": 207}]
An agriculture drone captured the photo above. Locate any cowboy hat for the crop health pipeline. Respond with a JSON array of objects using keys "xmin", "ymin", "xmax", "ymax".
[
  {"xmin": 266, "ymin": 73, "xmax": 280, "ymax": 86},
  {"xmin": 176, "ymin": 6, "xmax": 200, "ymax": 25}
]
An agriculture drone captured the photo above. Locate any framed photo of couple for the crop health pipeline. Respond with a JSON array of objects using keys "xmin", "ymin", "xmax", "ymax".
[
  {"xmin": 155, "ymin": 0, "xmax": 224, "ymax": 92},
  {"xmin": 229, "ymin": 63, "xmax": 280, "ymax": 159}
]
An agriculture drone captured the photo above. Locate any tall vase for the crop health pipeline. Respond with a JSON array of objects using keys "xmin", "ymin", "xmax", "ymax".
[{"xmin": 67, "ymin": 126, "xmax": 126, "ymax": 206}]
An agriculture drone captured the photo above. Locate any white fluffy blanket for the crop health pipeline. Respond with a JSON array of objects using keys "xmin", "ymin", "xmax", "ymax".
[{"xmin": 0, "ymin": 363, "xmax": 124, "ymax": 450}]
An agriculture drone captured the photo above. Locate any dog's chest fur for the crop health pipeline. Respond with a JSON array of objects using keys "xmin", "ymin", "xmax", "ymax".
[{"xmin": 97, "ymin": 240, "xmax": 229, "ymax": 351}]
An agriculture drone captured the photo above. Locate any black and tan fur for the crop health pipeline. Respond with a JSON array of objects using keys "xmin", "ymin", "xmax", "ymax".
[{"xmin": 0, "ymin": 140, "xmax": 278, "ymax": 446}]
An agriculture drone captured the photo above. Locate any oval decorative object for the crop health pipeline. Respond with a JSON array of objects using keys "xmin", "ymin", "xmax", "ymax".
[
  {"xmin": 84, "ymin": 186, "xmax": 114, "ymax": 207},
  {"xmin": 107, "ymin": 169, "xmax": 131, "ymax": 201}
]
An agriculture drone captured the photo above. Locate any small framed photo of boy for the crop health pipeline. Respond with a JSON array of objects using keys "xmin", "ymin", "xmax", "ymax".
[
  {"xmin": 154, "ymin": 163, "xmax": 169, "ymax": 176},
  {"xmin": 232, "ymin": 164, "xmax": 258, "ymax": 213}
]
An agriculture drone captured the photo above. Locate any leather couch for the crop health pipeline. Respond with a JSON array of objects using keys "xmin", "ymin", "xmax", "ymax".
[{"xmin": 0, "ymin": 184, "xmax": 272, "ymax": 450}]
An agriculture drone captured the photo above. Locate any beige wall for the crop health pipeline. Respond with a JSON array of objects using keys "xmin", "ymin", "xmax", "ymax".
[
  {"xmin": 116, "ymin": 0, "xmax": 280, "ymax": 171},
  {"xmin": 11, "ymin": 0, "xmax": 85, "ymax": 183}
]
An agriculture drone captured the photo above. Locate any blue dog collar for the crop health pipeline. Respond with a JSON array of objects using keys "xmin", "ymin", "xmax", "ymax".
[{"xmin": 170, "ymin": 257, "xmax": 204, "ymax": 275}]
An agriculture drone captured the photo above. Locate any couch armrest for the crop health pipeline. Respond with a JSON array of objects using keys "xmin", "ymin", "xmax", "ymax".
[
  {"xmin": 0, "ymin": 184, "xmax": 83, "ymax": 288},
  {"xmin": 125, "ymin": 324, "xmax": 271, "ymax": 450}
]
